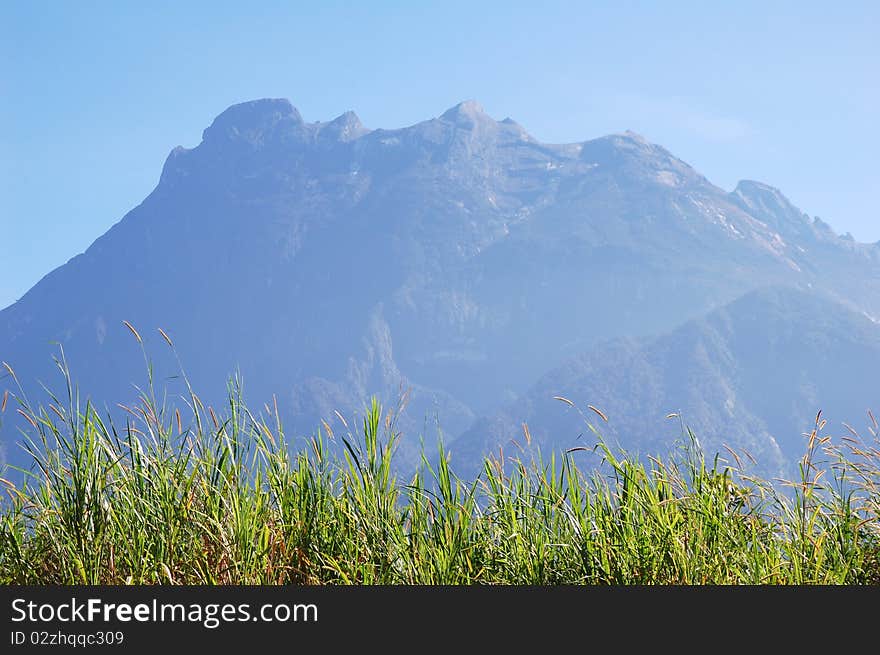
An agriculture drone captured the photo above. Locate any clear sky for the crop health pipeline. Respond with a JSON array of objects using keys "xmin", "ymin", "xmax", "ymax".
[{"xmin": 1, "ymin": 1, "xmax": 878, "ymax": 310}]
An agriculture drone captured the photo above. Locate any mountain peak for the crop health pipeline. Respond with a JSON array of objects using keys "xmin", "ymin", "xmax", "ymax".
[
  {"xmin": 734, "ymin": 179, "xmax": 785, "ymax": 200},
  {"xmin": 440, "ymin": 100, "xmax": 491, "ymax": 126},
  {"xmin": 201, "ymin": 98, "xmax": 304, "ymax": 145},
  {"xmin": 731, "ymin": 180, "xmax": 812, "ymax": 232},
  {"xmin": 334, "ymin": 109, "xmax": 363, "ymax": 126},
  {"xmin": 588, "ymin": 131, "xmax": 663, "ymax": 154},
  {"xmin": 620, "ymin": 129, "xmax": 650, "ymax": 143},
  {"xmin": 318, "ymin": 110, "xmax": 370, "ymax": 142},
  {"xmin": 578, "ymin": 130, "xmax": 705, "ymax": 187}
]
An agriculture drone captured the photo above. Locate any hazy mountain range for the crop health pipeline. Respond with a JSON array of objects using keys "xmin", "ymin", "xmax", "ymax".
[{"xmin": 2, "ymin": 98, "xmax": 878, "ymax": 477}]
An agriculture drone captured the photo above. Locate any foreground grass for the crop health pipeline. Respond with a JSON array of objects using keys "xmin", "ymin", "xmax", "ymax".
[{"xmin": 1, "ymin": 353, "xmax": 879, "ymax": 585}]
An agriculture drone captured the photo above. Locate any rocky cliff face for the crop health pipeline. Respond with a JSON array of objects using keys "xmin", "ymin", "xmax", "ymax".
[{"xmin": 2, "ymin": 98, "xmax": 877, "ymax": 475}]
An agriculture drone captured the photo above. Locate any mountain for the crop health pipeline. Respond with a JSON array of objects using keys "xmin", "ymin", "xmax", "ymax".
[
  {"xmin": 449, "ymin": 287, "xmax": 880, "ymax": 479},
  {"xmin": 2, "ymin": 98, "xmax": 878, "ymax": 474}
]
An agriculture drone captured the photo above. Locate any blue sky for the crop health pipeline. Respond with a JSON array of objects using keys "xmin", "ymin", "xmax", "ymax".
[{"xmin": 1, "ymin": 1, "xmax": 878, "ymax": 309}]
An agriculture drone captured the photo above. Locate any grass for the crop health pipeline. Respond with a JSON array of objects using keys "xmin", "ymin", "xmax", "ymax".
[{"xmin": 0, "ymin": 341, "xmax": 878, "ymax": 585}]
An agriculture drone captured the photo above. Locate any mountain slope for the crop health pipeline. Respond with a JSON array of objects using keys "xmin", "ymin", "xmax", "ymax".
[
  {"xmin": 2, "ymin": 98, "xmax": 878, "ymax": 473},
  {"xmin": 450, "ymin": 287, "xmax": 880, "ymax": 478}
]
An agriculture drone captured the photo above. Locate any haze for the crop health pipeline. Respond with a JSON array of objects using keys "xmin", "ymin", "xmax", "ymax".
[{"xmin": 1, "ymin": 1, "xmax": 878, "ymax": 310}]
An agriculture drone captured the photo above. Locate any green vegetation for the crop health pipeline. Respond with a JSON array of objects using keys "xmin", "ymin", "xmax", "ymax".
[{"xmin": 1, "ymin": 341, "xmax": 878, "ymax": 585}]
